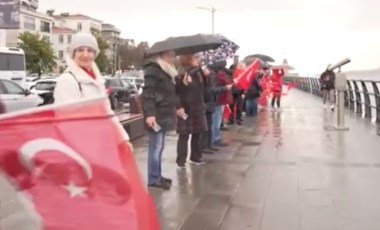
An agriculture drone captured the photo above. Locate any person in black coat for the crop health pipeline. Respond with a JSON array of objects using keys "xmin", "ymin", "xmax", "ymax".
[
  {"xmin": 320, "ymin": 64, "xmax": 336, "ymax": 110},
  {"xmin": 201, "ymin": 65, "xmax": 233, "ymax": 153},
  {"xmin": 245, "ymin": 71, "xmax": 263, "ymax": 116},
  {"xmin": 141, "ymin": 50, "xmax": 180, "ymax": 190},
  {"xmin": 175, "ymin": 54, "xmax": 209, "ymax": 168}
]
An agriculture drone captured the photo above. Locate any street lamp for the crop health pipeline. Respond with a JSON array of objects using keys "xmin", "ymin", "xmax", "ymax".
[{"xmin": 196, "ymin": 6, "xmax": 216, "ymax": 34}]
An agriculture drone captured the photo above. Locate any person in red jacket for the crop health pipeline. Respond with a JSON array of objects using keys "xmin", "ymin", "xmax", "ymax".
[{"xmin": 270, "ymin": 68, "xmax": 285, "ymax": 108}]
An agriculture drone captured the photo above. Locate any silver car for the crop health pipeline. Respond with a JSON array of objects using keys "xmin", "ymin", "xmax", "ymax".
[{"xmin": 0, "ymin": 79, "xmax": 43, "ymax": 112}]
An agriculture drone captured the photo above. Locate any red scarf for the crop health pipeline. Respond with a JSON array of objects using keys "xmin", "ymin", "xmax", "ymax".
[{"xmin": 82, "ymin": 67, "xmax": 96, "ymax": 79}]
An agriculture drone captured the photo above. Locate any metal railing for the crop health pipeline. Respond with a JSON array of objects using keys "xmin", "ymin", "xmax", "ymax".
[{"xmin": 284, "ymin": 76, "xmax": 380, "ymax": 123}]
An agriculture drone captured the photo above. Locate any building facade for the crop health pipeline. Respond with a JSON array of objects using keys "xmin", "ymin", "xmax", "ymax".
[
  {"xmin": 101, "ymin": 23, "xmax": 121, "ymax": 73},
  {"xmin": 52, "ymin": 13, "xmax": 102, "ymax": 33},
  {"xmin": 51, "ymin": 26, "xmax": 75, "ymax": 73},
  {"xmin": 5, "ymin": 7, "xmax": 54, "ymax": 47}
]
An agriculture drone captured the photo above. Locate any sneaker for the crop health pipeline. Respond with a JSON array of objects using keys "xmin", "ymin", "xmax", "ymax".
[
  {"xmin": 217, "ymin": 142, "xmax": 229, "ymax": 147},
  {"xmin": 189, "ymin": 160, "xmax": 205, "ymax": 165},
  {"xmin": 209, "ymin": 146, "xmax": 219, "ymax": 151},
  {"xmin": 331, "ymin": 105, "xmax": 335, "ymax": 111},
  {"xmin": 176, "ymin": 164, "xmax": 186, "ymax": 169},
  {"xmin": 148, "ymin": 181, "xmax": 171, "ymax": 190},
  {"xmin": 203, "ymin": 148, "xmax": 214, "ymax": 153},
  {"xmin": 161, "ymin": 177, "xmax": 172, "ymax": 184}
]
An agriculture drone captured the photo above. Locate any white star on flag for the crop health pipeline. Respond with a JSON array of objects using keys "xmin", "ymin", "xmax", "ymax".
[{"xmin": 62, "ymin": 181, "xmax": 87, "ymax": 198}]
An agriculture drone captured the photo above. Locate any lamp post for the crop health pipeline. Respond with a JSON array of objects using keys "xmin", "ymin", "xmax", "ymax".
[{"xmin": 196, "ymin": 6, "xmax": 216, "ymax": 34}]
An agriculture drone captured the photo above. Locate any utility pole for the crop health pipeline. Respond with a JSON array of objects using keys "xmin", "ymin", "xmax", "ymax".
[{"xmin": 196, "ymin": 6, "xmax": 216, "ymax": 34}]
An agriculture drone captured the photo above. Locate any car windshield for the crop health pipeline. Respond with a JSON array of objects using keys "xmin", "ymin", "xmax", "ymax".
[
  {"xmin": 35, "ymin": 81, "xmax": 56, "ymax": 90},
  {"xmin": 135, "ymin": 79, "xmax": 144, "ymax": 84}
]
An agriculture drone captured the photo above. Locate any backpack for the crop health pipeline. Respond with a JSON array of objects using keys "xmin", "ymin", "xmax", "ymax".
[{"xmin": 46, "ymin": 71, "xmax": 83, "ymax": 104}]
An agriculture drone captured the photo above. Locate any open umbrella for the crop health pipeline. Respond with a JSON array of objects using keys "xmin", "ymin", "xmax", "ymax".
[
  {"xmin": 244, "ymin": 54, "xmax": 275, "ymax": 64},
  {"xmin": 146, "ymin": 34, "xmax": 223, "ymax": 58},
  {"xmin": 197, "ymin": 34, "xmax": 239, "ymax": 65}
]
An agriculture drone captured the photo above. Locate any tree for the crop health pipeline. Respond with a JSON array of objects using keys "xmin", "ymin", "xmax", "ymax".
[
  {"xmin": 90, "ymin": 28, "xmax": 109, "ymax": 73},
  {"xmin": 118, "ymin": 41, "xmax": 149, "ymax": 70},
  {"xmin": 18, "ymin": 32, "xmax": 56, "ymax": 76}
]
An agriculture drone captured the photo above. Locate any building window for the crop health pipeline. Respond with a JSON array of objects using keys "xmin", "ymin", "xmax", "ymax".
[
  {"xmin": 59, "ymin": 50, "xmax": 64, "ymax": 59},
  {"xmin": 40, "ymin": 21, "xmax": 50, "ymax": 33},
  {"xmin": 23, "ymin": 16, "xmax": 35, "ymax": 30},
  {"xmin": 59, "ymin": 35, "xmax": 64, "ymax": 44},
  {"xmin": 77, "ymin": 23, "xmax": 82, "ymax": 31},
  {"xmin": 67, "ymin": 35, "xmax": 72, "ymax": 44}
]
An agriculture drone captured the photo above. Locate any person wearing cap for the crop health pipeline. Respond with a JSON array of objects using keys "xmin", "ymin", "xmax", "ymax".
[{"xmin": 53, "ymin": 32, "xmax": 130, "ymax": 141}]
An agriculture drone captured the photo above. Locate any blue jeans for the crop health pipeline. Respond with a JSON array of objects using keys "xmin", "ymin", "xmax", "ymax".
[
  {"xmin": 246, "ymin": 98, "xmax": 258, "ymax": 116},
  {"xmin": 148, "ymin": 131, "xmax": 166, "ymax": 184},
  {"xmin": 211, "ymin": 105, "xmax": 224, "ymax": 144}
]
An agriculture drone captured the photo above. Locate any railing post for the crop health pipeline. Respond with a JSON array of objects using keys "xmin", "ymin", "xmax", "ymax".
[
  {"xmin": 347, "ymin": 81, "xmax": 355, "ymax": 111},
  {"xmin": 352, "ymin": 81, "xmax": 362, "ymax": 115},
  {"xmin": 372, "ymin": 82, "xmax": 380, "ymax": 123},
  {"xmin": 361, "ymin": 81, "xmax": 371, "ymax": 119},
  {"xmin": 308, "ymin": 78, "xmax": 313, "ymax": 93}
]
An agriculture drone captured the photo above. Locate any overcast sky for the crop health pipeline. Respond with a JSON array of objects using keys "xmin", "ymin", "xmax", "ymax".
[{"xmin": 39, "ymin": 0, "xmax": 380, "ymax": 75}]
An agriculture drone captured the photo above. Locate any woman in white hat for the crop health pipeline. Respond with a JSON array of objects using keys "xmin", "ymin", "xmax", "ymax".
[{"xmin": 53, "ymin": 32, "xmax": 129, "ymax": 141}]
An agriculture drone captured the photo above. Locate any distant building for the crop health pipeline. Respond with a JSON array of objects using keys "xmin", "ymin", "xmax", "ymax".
[
  {"xmin": 52, "ymin": 13, "xmax": 102, "ymax": 33},
  {"xmin": 51, "ymin": 26, "xmax": 76, "ymax": 73},
  {"xmin": 101, "ymin": 23, "xmax": 121, "ymax": 73},
  {"xmin": 20, "ymin": 0, "xmax": 38, "ymax": 11},
  {"xmin": 5, "ymin": 6, "xmax": 54, "ymax": 47}
]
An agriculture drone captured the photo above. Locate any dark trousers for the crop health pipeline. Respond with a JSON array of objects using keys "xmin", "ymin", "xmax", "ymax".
[
  {"xmin": 201, "ymin": 112, "xmax": 213, "ymax": 149},
  {"xmin": 176, "ymin": 133, "xmax": 202, "ymax": 165},
  {"xmin": 271, "ymin": 95, "xmax": 281, "ymax": 108},
  {"xmin": 229, "ymin": 93, "xmax": 243, "ymax": 121}
]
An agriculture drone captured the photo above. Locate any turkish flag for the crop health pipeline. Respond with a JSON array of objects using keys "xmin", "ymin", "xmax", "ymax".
[
  {"xmin": 233, "ymin": 59, "xmax": 261, "ymax": 90},
  {"xmin": 0, "ymin": 97, "xmax": 160, "ymax": 230}
]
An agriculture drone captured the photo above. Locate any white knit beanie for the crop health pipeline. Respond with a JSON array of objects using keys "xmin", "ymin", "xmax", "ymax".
[{"xmin": 69, "ymin": 32, "xmax": 100, "ymax": 58}]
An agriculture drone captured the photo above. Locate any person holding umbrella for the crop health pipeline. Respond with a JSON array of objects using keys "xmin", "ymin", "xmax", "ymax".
[
  {"xmin": 175, "ymin": 54, "xmax": 209, "ymax": 168},
  {"xmin": 141, "ymin": 50, "xmax": 180, "ymax": 190}
]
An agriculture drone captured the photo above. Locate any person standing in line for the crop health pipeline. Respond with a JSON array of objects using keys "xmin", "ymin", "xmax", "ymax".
[
  {"xmin": 270, "ymin": 68, "xmax": 285, "ymax": 109},
  {"xmin": 175, "ymin": 54, "xmax": 208, "ymax": 168},
  {"xmin": 141, "ymin": 50, "xmax": 180, "ymax": 190},
  {"xmin": 202, "ymin": 63, "xmax": 233, "ymax": 153}
]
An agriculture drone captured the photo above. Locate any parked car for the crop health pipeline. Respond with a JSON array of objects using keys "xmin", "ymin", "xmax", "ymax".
[
  {"xmin": 30, "ymin": 78, "xmax": 57, "ymax": 105},
  {"xmin": 30, "ymin": 77, "xmax": 138, "ymax": 109},
  {"xmin": 105, "ymin": 77, "xmax": 138, "ymax": 110},
  {"xmin": 120, "ymin": 76, "xmax": 144, "ymax": 90},
  {"xmin": 26, "ymin": 76, "xmax": 41, "ymax": 89},
  {"xmin": 0, "ymin": 79, "xmax": 43, "ymax": 112}
]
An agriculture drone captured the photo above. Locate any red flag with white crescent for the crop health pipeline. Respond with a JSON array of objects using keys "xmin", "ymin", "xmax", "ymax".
[
  {"xmin": 233, "ymin": 59, "xmax": 261, "ymax": 90},
  {"xmin": 0, "ymin": 97, "xmax": 159, "ymax": 230}
]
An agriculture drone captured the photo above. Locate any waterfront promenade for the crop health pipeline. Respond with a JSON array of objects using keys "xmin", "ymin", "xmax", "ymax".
[{"xmin": 132, "ymin": 89, "xmax": 380, "ymax": 230}]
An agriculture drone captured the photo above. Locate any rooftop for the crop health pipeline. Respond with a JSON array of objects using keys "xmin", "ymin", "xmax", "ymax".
[
  {"xmin": 52, "ymin": 26, "xmax": 76, "ymax": 34},
  {"xmin": 53, "ymin": 13, "xmax": 103, "ymax": 23}
]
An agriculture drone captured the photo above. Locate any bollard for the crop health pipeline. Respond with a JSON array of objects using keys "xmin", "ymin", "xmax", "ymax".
[
  {"xmin": 325, "ymin": 58, "xmax": 351, "ymax": 131},
  {"xmin": 333, "ymin": 72, "xmax": 349, "ymax": 131}
]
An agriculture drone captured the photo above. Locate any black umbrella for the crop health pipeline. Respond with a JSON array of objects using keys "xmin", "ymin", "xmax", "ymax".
[
  {"xmin": 244, "ymin": 54, "xmax": 275, "ymax": 63},
  {"xmin": 146, "ymin": 34, "xmax": 223, "ymax": 58}
]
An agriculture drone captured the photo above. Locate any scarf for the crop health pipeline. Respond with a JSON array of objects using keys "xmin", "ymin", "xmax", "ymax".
[{"xmin": 156, "ymin": 57, "xmax": 178, "ymax": 79}]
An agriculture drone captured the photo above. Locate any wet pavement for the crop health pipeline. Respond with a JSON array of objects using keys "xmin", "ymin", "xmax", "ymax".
[{"xmin": 132, "ymin": 89, "xmax": 380, "ymax": 230}]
